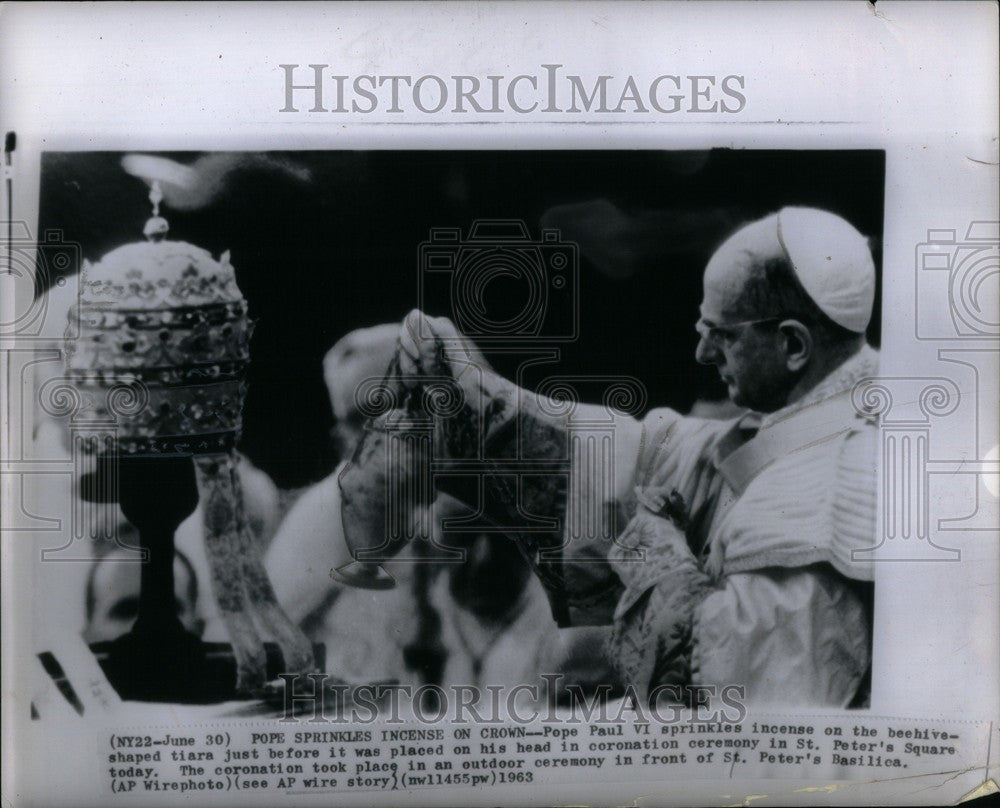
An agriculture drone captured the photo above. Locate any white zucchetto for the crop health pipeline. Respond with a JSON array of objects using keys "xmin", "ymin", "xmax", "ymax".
[
  {"xmin": 775, "ymin": 207, "xmax": 876, "ymax": 333},
  {"xmin": 707, "ymin": 207, "xmax": 876, "ymax": 333}
]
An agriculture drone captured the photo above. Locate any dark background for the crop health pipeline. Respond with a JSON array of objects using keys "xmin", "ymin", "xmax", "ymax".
[{"xmin": 38, "ymin": 150, "xmax": 885, "ymax": 488}]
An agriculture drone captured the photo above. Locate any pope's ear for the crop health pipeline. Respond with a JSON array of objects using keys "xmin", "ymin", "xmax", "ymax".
[{"xmin": 778, "ymin": 319, "xmax": 813, "ymax": 371}]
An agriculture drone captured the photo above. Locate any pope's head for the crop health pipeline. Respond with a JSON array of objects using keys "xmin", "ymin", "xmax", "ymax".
[{"xmin": 695, "ymin": 207, "xmax": 875, "ymax": 413}]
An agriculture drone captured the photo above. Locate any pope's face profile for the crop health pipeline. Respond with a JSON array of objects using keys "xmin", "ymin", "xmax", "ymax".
[
  {"xmin": 691, "ymin": 207, "xmax": 875, "ymax": 415},
  {"xmin": 695, "ymin": 254, "xmax": 796, "ymax": 414}
]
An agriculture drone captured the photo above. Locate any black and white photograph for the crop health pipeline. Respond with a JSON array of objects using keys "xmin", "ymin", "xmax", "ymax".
[
  {"xmin": 1, "ymin": 3, "xmax": 997, "ymax": 807},
  {"xmin": 28, "ymin": 148, "xmax": 886, "ymax": 713}
]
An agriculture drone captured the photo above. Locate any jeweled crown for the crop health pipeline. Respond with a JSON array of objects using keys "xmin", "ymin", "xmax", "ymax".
[{"xmin": 65, "ymin": 180, "xmax": 252, "ymax": 456}]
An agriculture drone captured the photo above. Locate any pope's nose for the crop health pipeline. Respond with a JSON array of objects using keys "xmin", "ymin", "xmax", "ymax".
[{"xmin": 695, "ymin": 333, "xmax": 720, "ymax": 366}]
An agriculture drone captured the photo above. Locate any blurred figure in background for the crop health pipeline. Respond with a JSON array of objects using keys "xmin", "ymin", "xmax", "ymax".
[
  {"xmin": 265, "ymin": 324, "xmax": 419, "ymax": 683},
  {"xmin": 266, "ymin": 324, "xmax": 610, "ymax": 704},
  {"xmin": 82, "ymin": 543, "xmax": 205, "ymax": 643}
]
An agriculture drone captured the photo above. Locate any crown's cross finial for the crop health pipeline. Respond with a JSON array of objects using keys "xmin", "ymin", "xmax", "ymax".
[
  {"xmin": 143, "ymin": 180, "xmax": 170, "ymax": 242},
  {"xmin": 150, "ymin": 180, "xmax": 163, "ymax": 216}
]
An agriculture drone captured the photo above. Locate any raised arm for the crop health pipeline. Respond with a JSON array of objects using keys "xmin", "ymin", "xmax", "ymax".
[{"xmin": 335, "ymin": 310, "xmax": 646, "ymax": 626}]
